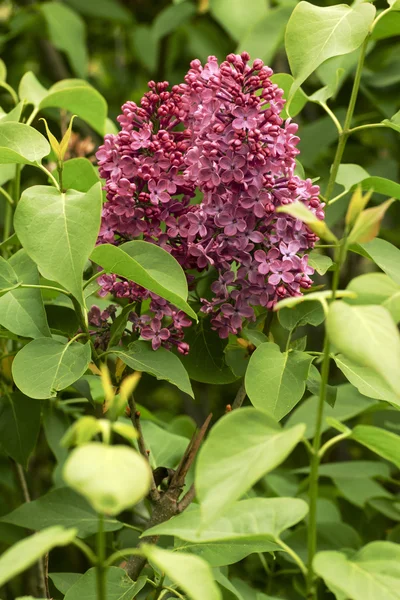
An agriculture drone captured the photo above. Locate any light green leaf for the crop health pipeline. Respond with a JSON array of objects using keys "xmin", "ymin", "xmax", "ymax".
[
  {"xmin": 287, "ymin": 383, "xmax": 378, "ymax": 439},
  {"xmin": 0, "ymin": 103, "xmax": 24, "ymax": 123},
  {"xmin": 12, "ymin": 338, "xmax": 91, "ymax": 399},
  {"xmin": 245, "ymin": 343, "xmax": 313, "ymax": 420},
  {"xmin": 55, "ymin": 158, "xmax": 101, "ymax": 193},
  {"xmin": 0, "ymin": 393, "xmax": 41, "ymax": 467},
  {"xmin": 382, "ymin": 109, "xmax": 400, "ymax": 133},
  {"xmin": 372, "ymin": 12, "xmax": 400, "ymax": 40},
  {"xmin": 356, "ymin": 176, "xmax": 400, "ymax": 200},
  {"xmin": 180, "ymin": 319, "xmax": 238, "ymax": 384},
  {"xmin": 40, "ymin": 80, "xmax": 108, "ymax": 136},
  {"xmin": 18, "ymin": 71, "xmax": 48, "ymax": 108},
  {"xmin": 40, "ymin": 2, "xmax": 88, "ymax": 78},
  {"xmin": 327, "ymin": 302, "xmax": 400, "ymax": 400},
  {"xmin": 175, "ymin": 539, "xmax": 275, "ymax": 568},
  {"xmin": 0, "ymin": 122, "xmax": 50, "ymax": 165},
  {"xmin": 0, "ymin": 250, "xmax": 51, "ymax": 339},
  {"xmin": 314, "ymin": 542, "xmax": 400, "ymax": 600},
  {"xmin": 63, "ymin": 443, "xmax": 151, "ymax": 515},
  {"xmin": 238, "ymin": 7, "xmax": 293, "ymax": 71},
  {"xmin": 141, "ymin": 544, "xmax": 222, "ymax": 600},
  {"xmin": 64, "ymin": 567, "xmax": 145, "ymax": 600},
  {"xmin": 209, "ymin": 0, "xmax": 268, "ymax": 40},
  {"xmin": 110, "ymin": 341, "xmax": 193, "ymax": 397},
  {"xmin": 1, "ymin": 487, "xmax": 122, "ymax": 539},
  {"xmin": 356, "ymin": 237, "xmax": 400, "ymax": 285},
  {"xmin": 145, "ymin": 497, "xmax": 308, "ymax": 548},
  {"xmin": 271, "ymin": 73, "xmax": 308, "ymax": 119},
  {"xmin": 336, "ymin": 164, "xmax": 370, "ymax": 192},
  {"xmin": 351, "ymin": 425, "xmax": 400, "ymax": 470},
  {"xmin": 333, "ymin": 353, "xmax": 400, "ymax": 406},
  {"xmin": 0, "ymin": 59, "xmax": 6, "ymax": 81},
  {"xmin": 277, "ymin": 201, "xmax": 337, "ymax": 242},
  {"xmin": 285, "ymin": 2, "xmax": 376, "ymax": 96},
  {"xmin": 91, "ymin": 241, "xmax": 196, "ymax": 319},
  {"xmin": 0, "ymin": 164, "xmax": 16, "ymax": 186},
  {"xmin": 0, "ymin": 526, "xmax": 77, "ymax": 588},
  {"xmin": 15, "ymin": 182, "xmax": 102, "ymax": 305},
  {"xmin": 196, "ymin": 407, "xmax": 305, "ymax": 524},
  {"xmin": 347, "ymin": 273, "xmax": 400, "ymax": 323},
  {"xmin": 307, "ymin": 251, "xmax": 333, "ymax": 275},
  {"xmin": 334, "ymin": 476, "xmax": 392, "ymax": 508}
]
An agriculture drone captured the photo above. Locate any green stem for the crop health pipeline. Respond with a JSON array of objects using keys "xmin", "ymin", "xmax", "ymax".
[
  {"xmin": 26, "ymin": 107, "xmax": 39, "ymax": 126},
  {"xmin": 277, "ymin": 539, "xmax": 307, "ymax": 577},
  {"xmin": 20, "ymin": 283, "xmax": 71, "ymax": 296},
  {"xmin": 83, "ymin": 269, "xmax": 106, "ymax": 290},
  {"xmin": 97, "ymin": 514, "xmax": 107, "ymax": 600},
  {"xmin": 318, "ymin": 431, "xmax": 351, "ymax": 459},
  {"xmin": 320, "ymin": 103, "xmax": 343, "ymax": 134},
  {"xmin": 324, "ymin": 36, "xmax": 369, "ymax": 200},
  {"xmin": 347, "ymin": 123, "xmax": 388, "ymax": 135},
  {"xmin": 0, "ymin": 82, "xmax": 18, "ymax": 105},
  {"xmin": 306, "ymin": 243, "xmax": 345, "ymax": 600},
  {"xmin": 0, "ymin": 187, "xmax": 14, "ymax": 206},
  {"xmin": 35, "ymin": 162, "xmax": 60, "ymax": 190}
]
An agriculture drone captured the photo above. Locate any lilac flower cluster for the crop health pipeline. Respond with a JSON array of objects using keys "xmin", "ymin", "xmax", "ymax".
[{"xmin": 96, "ymin": 53, "xmax": 323, "ymax": 348}]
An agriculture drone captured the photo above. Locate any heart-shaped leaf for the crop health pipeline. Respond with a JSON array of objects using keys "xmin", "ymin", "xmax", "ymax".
[{"xmin": 0, "ymin": 122, "xmax": 50, "ymax": 165}]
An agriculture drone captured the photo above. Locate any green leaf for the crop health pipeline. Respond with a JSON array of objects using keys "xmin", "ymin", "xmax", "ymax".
[
  {"xmin": 63, "ymin": 567, "xmax": 145, "ymax": 600},
  {"xmin": 245, "ymin": 343, "xmax": 312, "ymax": 420},
  {"xmin": 140, "ymin": 420, "xmax": 189, "ymax": 469},
  {"xmin": 12, "ymin": 338, "xmax": 91, "ymax": 399},
  {"xmin": 0, "ymin": 250, "xmax": 51, "ymax": 339},
  {"xmin": 285, "ymin": 522, "xmax": 361, "ymax": 565},
  {"xmin": 0, "ymin": 256, "xmax": 18, "ymax": 290},
  {"xmin": 0, "ymin": 103, "xmax": 24, "ymax": 123},
  {"xmin": 55, "ymin": 158, "xmax": 101, "ymax": 193},
  {"xmin": 18, "ymin": 71, "xmax": 48, "ymax": 108},
  {"xmin": 91, "ymin": 241, "xmax": 196, "ymax": 319},
  {"xmin": 287, "ymin": 383, "xmax": 378, "ymax": 439},
  {"xmin": 333, "ymin": 353, "xmax": 400, "ymax": 407},
  {"xmin": 0, "ymin": 526, "xmax": 77, "ymax": 588},
  {"xmin": 175, "ymin": 539, "xmax": 274, "ymax": 568},
  {"xmin": 49, "ymin": 573, "xmax": 81, "ymax": 596},
  {"xmin": 347, "ymin": 198, "xmax": 395, "ymax": 245},
  {"xmin": 356, "ymin": 237, "xmax": 400, "ymax": 285},
  {"xmin": 40, "ymin": 2, "xmax": 87, "ymax": 78},
  {"xmin": 40, "ymin": 80, "xmax": 108, "ymax": 136},
  {"xmin": 0, "ymin": 164, "xmax": 16, "ymax": 186},
  {"xmin": 145, "ymin": 497, "xmax": 308, "ymax": 548},
  {"xmin": 238, "ymin": 7, "xmax": 293, "ymax": 72},
  {"xmin": 278, "ymin": 300, "xmax": 325, "ymax": 331},
  {"xmin": 1, "ymin": 487, "xmax": 122, "ymax": 539},
  {"xmin": 0, "ymin": 393, "xmax": 41, "ymax": 467},
  {"xmin": 152, "ymin": 2, "xmax": 196, "ymax": 39},
  {"xmin": 45, "ymin": 304, "xmax": 80, "ymax": 337},
  {"xmin": 372, "ymin": 12, "xmax": 400, "ymax": 40},
  {"xmin": 130, "ymin": 26, "xmax": 159, "ymax": 74},
  {"xmin": 270, "ymin": 74, "xmax": 308, "ymax": 119},
  {"xmin": 180, "ymin": 319, "xmax": 238, "ymax": 384},
  {"xmin": 0, "ymin": 122, "xmax": 50, "ymax": 165},
  {"xmin": 141, "ymin": 545, "xmax": 222, "ymax": 600},
  {"xmin": 196, "ymin": 407, "xmax": 305, "ymax": 524},
  {"xmin": 327, "ymin": 302, "xmax": 400, "ymax": 400},
  {"xmin": 347, "ymin": 273, "xmax": 400, "ymax": 323},
  {"xmin": 209, "ymin": 0, "xmax": 268, "ymax": 41},
  {"xmin": 295, "ymin": 460, "xmax": 390, "ymax": 480},
  {"xmin": 382, "ymin": 109, "xmax": 400, "ymax": 133},
  {"xmin": 285, "ymin": 2, "xmax": 376, "ymax": 96},
  {"xmin": 0, "ymin": 59, "xmax": 6, "ymax": 81},
  {"xmin": 15, "ymin": 183, "xmax": 102, "ymax": 305},
  {"xmin": 64, "ymin": 0, "xmax": 132, "ymax": 22},
  {"xmin": 110, "ymin": 341, "xmax": 193, "ymax": 397},
  {"xmin": 314, "ymin": 541, "xmax": 400, "ymax": 600},
  {"xmin": 336, "ymin": 164, "xmax": 371, "ymax": 192},
  {"xmin": 63, "ymin": 442, "xmax": 151, "ymax": 515},
  {"xmin": 356, "ymin": 176, "xmax": 400, "ymax": 200},
  {"xmin": 307, "ymin": 251, "xmax": 333, "ymax": 275},
  {"xmin": 351, "ymin": 425, "xmax": 400, "ymax": 470}
]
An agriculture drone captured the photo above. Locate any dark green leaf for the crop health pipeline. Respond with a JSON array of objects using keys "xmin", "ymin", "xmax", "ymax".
[{"xmin": 0, "ymin": 393, "xmax": 41, "ymax": 467}]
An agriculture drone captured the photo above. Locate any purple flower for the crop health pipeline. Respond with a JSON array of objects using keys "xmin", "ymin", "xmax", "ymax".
[{"xmin": 141, "ymin": 318, "xmax": 171, "ymax": 351}]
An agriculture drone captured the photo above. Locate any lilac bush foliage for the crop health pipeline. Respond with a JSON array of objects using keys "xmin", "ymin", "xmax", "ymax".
[{"xmin": 95, "ymin": 52, "xmax": 323, "ymax": 348}]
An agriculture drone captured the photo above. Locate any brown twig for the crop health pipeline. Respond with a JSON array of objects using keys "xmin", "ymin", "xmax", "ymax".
[
  {"xmin": 128, "ymin": 395, "xmax": 160, "ymax": 502},
  {"xmin": 232, "ymin": 382, "xmax": 247, "ymax": 410},
  {"xmin": 125, "ymin": 413, "xmax": 213, "ymax": 580}
]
